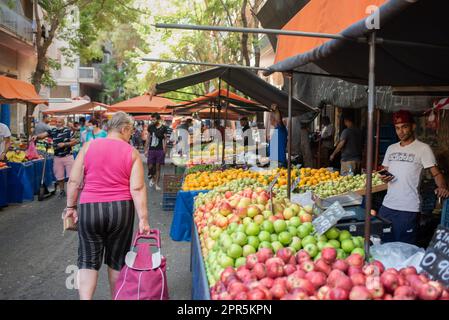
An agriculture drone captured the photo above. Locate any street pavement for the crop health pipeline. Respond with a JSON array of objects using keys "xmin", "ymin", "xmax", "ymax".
[{"xmin": 0, "ymin": 164, "xmax": 191, "ymax": 300}]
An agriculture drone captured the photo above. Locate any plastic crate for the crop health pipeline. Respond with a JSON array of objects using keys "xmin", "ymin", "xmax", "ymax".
[
  {"xmin": 442, "ymin": 199, "xmax": 449, "ymax": 228},
  {"xmin": 162, "ymin": 192, "xmax": 177, "ymax": 211},
  {"xmin": 163, "ymin": 174, "xmax": 183, "ymax": 193}
]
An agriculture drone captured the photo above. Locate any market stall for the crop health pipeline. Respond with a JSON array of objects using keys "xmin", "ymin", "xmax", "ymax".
[
  {"xmin": 0, "ymin": 165, "xmax": 9, "ymax": 207},
  {"xmin": 109, "ymin": 93, "xmax": 174, "ymax": 114}
]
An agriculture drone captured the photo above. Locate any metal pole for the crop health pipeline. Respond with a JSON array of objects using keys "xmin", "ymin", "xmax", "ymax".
[
  {"xmin": 364, "ymin": 32, "xmax": 376, "ymax": 261},
  {"xmin": 223, "ymin": 83, "xmax": 230, "ymax": 164},
  {"xmin": 374, "ymin": 109, "xmax": 381, "ymax": 170},
  {"xmin": 155, "ymin": 23, "xmax": 351, "ymax": 41},
  {"xmin": 286, "ymin": 73, "xmax": 293, "ymax": 200}
]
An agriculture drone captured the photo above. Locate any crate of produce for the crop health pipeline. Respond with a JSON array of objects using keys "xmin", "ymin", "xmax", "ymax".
[
  {"xmin": 163, "ymin": 174, "xmax": 183, "ymax": 193},
  {"xmin": 442, "ymin": 199, "xmax": 449, "ymax": 228},
  {"xmin": 161, "ymin": 192, "xmax": 177, "ymax": 211}
]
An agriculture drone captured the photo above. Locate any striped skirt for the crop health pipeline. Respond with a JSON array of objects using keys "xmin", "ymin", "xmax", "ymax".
[{"xmin": 77, "ymin": 200, "xmax": 135, "ymax": 271}]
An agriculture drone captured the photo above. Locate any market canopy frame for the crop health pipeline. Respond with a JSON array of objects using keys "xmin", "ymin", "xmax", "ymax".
[
  {"xmin": 109, "ymin": 94, "xmax": 174, "ymax": 114},
  {"xmin": 0, "ymin": 76, "xmax": 47, "ymax": 105}
]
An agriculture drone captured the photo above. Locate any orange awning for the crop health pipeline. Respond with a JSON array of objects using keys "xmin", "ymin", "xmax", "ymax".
[
  {"xmin": 43, "ymin": 100, "xmax": 110, "ymax": 115},
  {"xmin": 184, "ymin": 89, "xmax": 256, "ymax": 106},
  {"xmin": 0, "ymin": 75, "xmax": 47, "ymax": 105},
  {"xmin": 109, "ymin": 94, "xmax": 174, "ymax": 114},
  {"xmin": 275, "ymin": 0, "xmax": 387, "ymax": 63},
  {"xmin": 133, "ymin": 114, "xmax": 173, "ymax": 121}
]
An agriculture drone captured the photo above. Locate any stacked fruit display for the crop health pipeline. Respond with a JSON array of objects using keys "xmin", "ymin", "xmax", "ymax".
[
  {"xmin": 185, "ymin": 164, "xmax": 222, "ymax": 174},
  {"xmin": 194, "ymin": 180, "xmax": 365, "ymax": 287},
  {"xmin": 6, "ymin": 150, "xmax": 27, "ymax": 163},
  {"xmin": 303, "ymin": 173, "xmax": 385, "ymax": 198},
  {"xmin": 296, "ymin": 167, "xmax": 340, "ymax": 188},
  {"xmin": 210, "ymin": 248, "xmax": 449, "ymax": 300}
]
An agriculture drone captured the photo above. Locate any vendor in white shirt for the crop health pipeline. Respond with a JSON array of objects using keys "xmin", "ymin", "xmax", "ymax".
[
  {"xmin": 0, "ymin": 122, "xmax": 11, "ymax": 161},
  {"xmin": 378, "ymin": 110, "xmax": 449, "ymax": 244}
]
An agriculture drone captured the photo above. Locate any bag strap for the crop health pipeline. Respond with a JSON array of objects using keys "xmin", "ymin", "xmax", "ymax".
[{"xmin": 132, "ymin": 229, "xmax": 161, "ymax": 248}]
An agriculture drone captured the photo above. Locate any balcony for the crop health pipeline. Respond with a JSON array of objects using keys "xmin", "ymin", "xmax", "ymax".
[
  {"xmin": 0, "ymin": 1, "xmax": 33, "ymax": 43},
  {"xmin": 78, "ymin": 67, "xmax": 102, "ymax": 86}
]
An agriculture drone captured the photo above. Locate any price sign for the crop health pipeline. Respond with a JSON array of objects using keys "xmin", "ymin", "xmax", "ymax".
[
  {"xmin": 312, "ymin": 201, "xmax": 347, "ymax": 236},
  {"xmin": 291, "ymin": 176, "xmax": 301, "ymax": 192},
  {"xmin": 420, "ymin": 225, "xmax": 449, "ymax": 286}
]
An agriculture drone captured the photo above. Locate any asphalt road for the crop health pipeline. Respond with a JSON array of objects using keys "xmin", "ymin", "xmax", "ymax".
[{"xmin": 0, "ymin": 164, "xmax": 191, "ymax": 300}]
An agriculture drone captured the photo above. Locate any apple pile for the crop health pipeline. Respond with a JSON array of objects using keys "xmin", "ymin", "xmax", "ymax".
[{"xmin": 210, "ymin": 247, "xmax": 449, "ymax": 300}]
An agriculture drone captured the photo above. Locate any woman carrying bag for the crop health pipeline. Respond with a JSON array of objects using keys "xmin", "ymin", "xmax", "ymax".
[{"xmin": 65, "ymin": 112, "xmax": 150, "ymax": 300}]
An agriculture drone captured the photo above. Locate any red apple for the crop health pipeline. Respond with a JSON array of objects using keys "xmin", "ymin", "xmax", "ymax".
[
  {"xmin": 228, "ymin": 281, "xmax": 248, "ymax": 296},
  {"xmin": 400, "ymin": 266, "xmax": 417, "ymax": 277},
  {"xmin": 440, "ymin": 290, "xmax": 449, "ymax": 300},
  {"xmin": 259, "ymin": 277, "xmax": 274, "ymax": 289},
  {"xmin": 234, "ymin": 292, "xmax": 248, "ymax": 300},
  {"xmin": 347, "ymin": 266, "xmax": 363, "ymax": 277},
  {"xmin": 283, "ymin": 264, "xmax": 296, "ymax": 276},
  {"xmin": 256, "ymin": 285, "xmax": 273, "ymax": 300},
  {"xmin": 419, "ymin": 283, "xmax": 441, "ymax": 300},
  {"xmin": 266, "ymin": 257, "xmax": 285, "ymax": 267},
  {"xmin": 384, "ymin": 268, "xmax": 399, "ymax": 276},
  {"xmin": 296, "ymin": 250, "xmax": 311, "ymax": 264},
  {"xmin": 290, "ymin": 288, "xmax": 310, "ymax": 300},
  {"xmin": 363, "ymin": 263, "xmax": 381, "ymax": 277},
  {"xmin": 288, "ymin": 256, "xmax": 297, "ymax": 266},
  {"xmin": 224, "ymin": 191, "xmax": 233, "ymax": 199},
  {"xmin": 317, "ymin": 285, "xmax": 331, "ymax": 300},
  {"xmin": 365, "ymin": 275, "xmax": 384, "ymax": 298},
  {"xmin": 270, "ymin": 283, "xmax": 288, "ymax": 300},
  {"xmin": 322, "ymin": 247, "xmax": 337, "ymax": 264},
  {"xmin": 300, "ymin": 260, "xmax": 315, "ymax": 273},
  {"xmin": 333, "ymin": 274, "xmax": 353, "ymax": 292},
  {"xmin": 246, "ymin": 254, "xmax": 258, "ymax": 270},
  {"xmin": 350, "ymin": 273, "xmax": 366, "ymax": 286},
  {"xmin": 315, "ymin": 258, "xmax": 332, "ymax": 275},
  {"xmin": 346, "ymin": 253, "xmax": 364, "ymax": 268},
  {"xmin": 349, "ymin": 286, "xmax": 372, "ymax": 300},
  {"xmin": 393, "ymin": 286, "xmax": 415, "ymax": 300},
  {"xmin": 256, "ymin": 248, "xmax": 273, "ymax": 263},
  {"xmin": 300, "ymin": 213, "xmax": 312, "ymax": 223},
  {"xmin": 383, "ymin": 293, "xmax": 393, "ymax": 300},
  {"xmin": 266, "ymin": 262, "xmax": 284, "ymax": 279},
  {"xmin": 220, "ymin": 267, "xmax": 236, "ymax": 284},
  {"xmin": 305, "ymin": 271, "xmax": 327, "ymax": 290},
  {"xmin": 380, "ymin": 272, "xmax": 399, "ymax": 293},
  {"xmin": 329, "ymin": 287, "xmax": 349, "ymax": 300},
  {"xmin": 297, "ymin": 278, "xmax": 315, "ymax": 296},
  {"xmin": 327, "ymin": 269, "xmax": 346, "ymax": 287},
  {"xmin": 371, "ymin": 260, "xmax": 385, "ymax": 274},
  {"xmin": 332, "ymin": 259, "xmax": 349, "ymax": 273},
  {"xmin": 219, "ymin": 201, "xmax": 233, "ymax": 216},
  {"xmin": 247, "ymin": 288, "xmax": 266, "ymax": 300},
  {"xmin": 273, "ymin": 277, "xmax": 287, "ymax": 288},
  {"xmin": 252, "ymin": 263, "xmax": 267, "ymax": 280},
  {"xmin": 276, "ymin": 248, "xmax": 294, "ymax": 264}
]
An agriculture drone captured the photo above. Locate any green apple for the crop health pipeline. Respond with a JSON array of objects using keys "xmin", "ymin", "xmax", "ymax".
[
  {"xmin": 210, "ymin": 226, "xmax": 222, "ymax": 240},
  {"xmin": 290, "ymin": 237, "xmax": 302, "ymax": 251},
  {"xmin": 271, "ymin": 241, "xmax": 284, "ymax": 253},
  {"xmin": 271, "ymin": 234, "xmax": 279, "ymax": 242},
  {"xmin": 336, "ymin": 249, "xmax": 346, "ymax": 260},
  {"xmin": 273, "ymin": 220, "xmax": 287, "ymax": 234},
  {"xmin": 287, "ymin": 246, "xmax": 297, "ymax": 254},
  {"xmin": 245, "ymin": 223, "xmax": 260, "ymax": 236},
  {"xmin": 262, "ymin": 220, "xmax": 274, "ymax": 234},
  {"xmin": 325, "ymin": 227, "xmax": 340, "ymax": 240},
  {"xmin": 242, "ymin": 217, "xmax": 253, "ymax": 226},
  {"xmin": 339, "ymin": 230, "xmax": 352, "ymax": 242},
  {"xmin": 231, "ymin": 232, "xmax": 248, "ymax": 246},
  {"xmin": 353, "ymin": 236, "xmax": 364, "ymax": 248},
  {"xmin": 237, "ymin": 224, "xmax": 246, "ymax": 233},
  {"xmin": 341, "ymin": 239, "xmax": 355, "ymax": 253},
  {"xmin": 263, "ymin": 210, "xmax": 273, "ymax": 219},
  {"xmin": 258, "ymin": 241, "xmax": 273, "ymax": 250},
  {"xmin": 220, "ymin": 237, "xmax": 233, "ymax": 249},
  {"xmin": 352, "ymin": 247, "xmax": 365, "ymax": 257},
  {"xmin": 283, "ymin": 207, "xmax": 295, "ymax": 220},
  {"xmin": 315, "ymin": 234, "xmax": 328, "ymax": 242},
  {"xmin": 242, "ymin": 244, "xmax": 256, "ymax": 257},
  {"xmin": 258, "ymin": 230, "xmax": 271, "ymax": 242},
  {"xmin": 317, "ymin": 240, "xmax": 327, "ymax": 251},
  {"xmin": 219, "ymin": 256, "xmax": 234, "ymax": 268},
  {"xmin": 314, "ymin": 252, "xmax": 322, "ymax": 262},
  {"xmin": 290, "ymin": 203, "xmax": 301, "ymax": 215},
  {"xmin": 328, "ymin": 239, "xmax": 341, "ymax": 249},
  {"xmin": 297, "ymin": 225, "xmax": 310, "ymax": 238},
  {"xmin": 279, "ymin": 231, "xmax": 293, "ymax": 246},
  {"xmin": 302, "ymin": 235, "xmax": 317, "ymax": 246},
  {"xmin": 302, "ymin": 222, "xmax": 314, "ymax": 233},
  {"xmin": 247, "ymin": 236, "xmax": 260, "ymax": 249},
  {"xmin": 227, "ymin": 222, "xmax": 239, "ymax": 233},
  {"xmin": 289, "ymin": 216, "xmax": 301, "ymax": 228},
  {"xmin": 304, "ymin": 243, "xmax": 319, "ymax": 258},
  {"xmin": 288, "ymin": 226, "xmax": 298, "ymax": 237},
  {"xmin": 235, "ymin": 257, "xmax": 247, "ymax": 268},
  {"xmin": 227, "ymin": 244, "xmax": 243, "ymax": 259}
]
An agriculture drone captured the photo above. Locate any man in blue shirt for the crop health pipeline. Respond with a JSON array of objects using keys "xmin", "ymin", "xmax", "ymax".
[{"xmin": 268, "ymin": 107, "xmax": 288, "ymax": 168}]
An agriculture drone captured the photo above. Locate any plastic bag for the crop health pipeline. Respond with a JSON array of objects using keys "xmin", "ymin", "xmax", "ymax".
[
  {"xmin": 370, "ymin": 242, "xmax": 426, "ymax": 272},
  {"xmin": 25, "ymin": 141, "xmax": 40, "ymax": 160}
]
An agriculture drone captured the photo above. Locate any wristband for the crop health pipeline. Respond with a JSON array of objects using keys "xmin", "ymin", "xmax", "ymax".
[{"xmin": 66, "ymin": 205, "xmax": 77, "ymax": 209}]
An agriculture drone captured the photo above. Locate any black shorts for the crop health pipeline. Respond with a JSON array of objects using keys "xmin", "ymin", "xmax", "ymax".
[{"xmin": 77, "ymin": 200, "xmax": 135, "ymax": 271}]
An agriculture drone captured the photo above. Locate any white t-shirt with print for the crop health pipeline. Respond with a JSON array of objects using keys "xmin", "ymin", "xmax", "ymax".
[
  {"xmin": 382, "ymin": 139, "xmax": 437, "ymax": 212},
  {"xmin": 0, "ymin": 123, "xmax": 12, "ymax": 155}
]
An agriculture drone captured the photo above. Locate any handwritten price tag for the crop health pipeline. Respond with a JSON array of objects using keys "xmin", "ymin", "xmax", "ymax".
[
  {"xmin": 312, "ymin": 201, "xmax": 346, "ymax": 236},
  {"xmin": 266, "ymin": 173, "xmax": 281, "ymax": 192},
  {"xmin": 291, "ymin": 176, "xmax": 301, "ymax": 192},
  {"xmin": 420, "ymin": 225, "xmax": 449, "ymax": 285}
]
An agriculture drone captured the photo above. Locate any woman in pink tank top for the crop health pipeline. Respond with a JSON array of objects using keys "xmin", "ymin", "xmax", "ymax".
[{"xmin": 64, "ymin": 112, "xmax": 150, "ymax": 300}]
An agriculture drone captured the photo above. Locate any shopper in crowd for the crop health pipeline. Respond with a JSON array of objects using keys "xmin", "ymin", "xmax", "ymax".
[
  {"xmin": 132, "ymin": 122, "xmax": 143, "ymax": 150},
  {"xmin": 318, "ymin": 116, "xmax": 334, "ymax": 167},
  {"xmin": 34, "ymin": 114, "xmax": 51, "ymax": 135},
  {"xmin": 175, "ymin": 118, "xmax": 193, "ymax": 156},
  {"xmin": 84, "ymin": 119, "xmax": 107, "ymax": 142},
  {"xmin": 71, "ymin": 122, "xmax": 81, "ymax": 158},
  {"xmin": 378, "ymin": 110, "xmax": 449, "ymax": 244},
  {"xmin": 145, "ymin": 113, "xmax": 168, "ymax": 190},
  {"xmin": 79, "ymin": 117, "xmax": 87, "ymax": 133},
  {"xmin": 101, "ymin": 119, "xmax": 108, "ymax": 131},
  {"xmin": 268, "ymin": 106, "xmax": 288, "ymax": 168},
  {"xmin": 240, "ymin": 117, "xmax": 254, "ymax": 151},
  {"xmin": 33, "ymin": 118, "xmax": 78, "ymax": 198},
  {"xmin": 330, "ymin": 113, "xmax": 362, "ymax": 175},
  {"xmin": 0, "ymin": 122, "xmax": 11, "ymax": 161},
  {"xmin": 64, "ymin": 111, "xmax": 150, "ymax": 300}
]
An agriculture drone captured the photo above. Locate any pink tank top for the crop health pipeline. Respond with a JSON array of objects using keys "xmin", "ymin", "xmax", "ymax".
[{"xmin": 79, "ymin": 138, "xmax": 134, "ymax": 204}]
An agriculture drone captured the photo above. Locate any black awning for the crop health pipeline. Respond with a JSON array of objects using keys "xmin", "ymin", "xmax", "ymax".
[
  {"xmin": 265, "ymin": 0, "xmax": 449, "ymax": 87},
  {"xmin": 155, "ymin": 67, "xmax": 319, "ymax": 117},
  {"xmin": 256, "ymin": 0, "xmax": 310, "ymax": 49}
]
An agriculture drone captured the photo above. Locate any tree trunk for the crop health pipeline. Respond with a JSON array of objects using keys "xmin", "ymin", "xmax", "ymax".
[
  {"xmin": 240, "ymin": 0, "xmax": 251, "ymax": 66},
  {"xmin": 250, "ymin": 0, "xmax": 262, "ymax": 68}
]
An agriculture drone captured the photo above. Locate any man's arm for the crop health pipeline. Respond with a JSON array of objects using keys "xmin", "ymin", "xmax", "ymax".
[
  {"xmin": 330, "ymin": 139, "xmax": 346, "ymax": 161},
  {"xmin": 34, "ymin": 132, "xmax": 49, "ymax": 140},
  {"xmin": 0, "ymin": 137, "xmax": 10, "ymax": 160},
  {"xmin": 430, "ymin": 166, "xmax": 449, "ymax": 198}
]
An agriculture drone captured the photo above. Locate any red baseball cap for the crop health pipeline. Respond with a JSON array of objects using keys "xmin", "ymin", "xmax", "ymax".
[{"xmin": 393, "ymin": 110, "xmax": 414, "ymax": 125}]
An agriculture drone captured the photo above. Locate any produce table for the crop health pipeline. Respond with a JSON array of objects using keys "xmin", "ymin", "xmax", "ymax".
[
  {"xmin": 32, "ymin": 158, "xmax": 56, "ymax": 194},
  {"xmin": 0, "ymin": 167, "xmax": 9, "ymax": 207},
  {"xmin": 170, "ymin": 189, "xmax": 209, "ymax": 241},
  {"xmin": 191, "ymin": 223, "xmax": 211, "ymax": 300},
  {"xmin": 6, "ymin": 161, "xmax": 35, "ymax": 203}
]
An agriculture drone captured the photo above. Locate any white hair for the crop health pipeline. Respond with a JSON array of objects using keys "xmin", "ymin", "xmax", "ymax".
[{"xmin": 107, "ymin": 112, "xmax": 134, "ymax": 132}]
